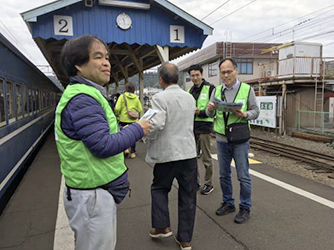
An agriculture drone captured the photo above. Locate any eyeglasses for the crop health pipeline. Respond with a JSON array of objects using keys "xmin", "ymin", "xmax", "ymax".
[{"xmin": 220, "ymin": 69, "xmax": 235, "ymax": 76}]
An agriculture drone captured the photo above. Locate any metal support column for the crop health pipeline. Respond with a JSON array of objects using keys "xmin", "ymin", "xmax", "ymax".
[{"xmin": 280, "ymin": 83, "xmax": 287, "ymax": 136}]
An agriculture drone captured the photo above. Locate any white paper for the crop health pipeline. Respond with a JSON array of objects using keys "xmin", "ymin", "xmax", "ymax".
[
  {"xmin": 140, "ymin": 109, "xmax": 159, "ymax": 143},
  {"xmin": 140, "ymin": 108, "xmax": 158, "ymax": 121},
  {"xmin": 213, "ymin": 98, "xmax": 243, "ymax": 112}
]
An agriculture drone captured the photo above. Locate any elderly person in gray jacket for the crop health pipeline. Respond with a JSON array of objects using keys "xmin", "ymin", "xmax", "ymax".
[{"xmin": 145, "ymin": 63, "xmax": 197, "ymax": 250}]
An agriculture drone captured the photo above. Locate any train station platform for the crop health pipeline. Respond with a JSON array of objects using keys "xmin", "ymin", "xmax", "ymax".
[{"xmin": 1, "ymin": 131, "xmax": 334, "ymax": 250}]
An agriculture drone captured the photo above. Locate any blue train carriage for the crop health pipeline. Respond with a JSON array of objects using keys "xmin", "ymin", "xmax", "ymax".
[{"xmin": 0, "ymin": 33, "xmax": 61, "ymax": 214}]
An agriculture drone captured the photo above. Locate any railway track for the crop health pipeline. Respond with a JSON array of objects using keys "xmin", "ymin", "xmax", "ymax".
[{"xmin": 250, "ymin": 136, "xmax": 334, "ymax": 173}]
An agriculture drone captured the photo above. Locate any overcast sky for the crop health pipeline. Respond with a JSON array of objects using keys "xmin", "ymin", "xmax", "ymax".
[{"xmin": 0, "ymin": 0, "xmax": 334, "ymax": 68}]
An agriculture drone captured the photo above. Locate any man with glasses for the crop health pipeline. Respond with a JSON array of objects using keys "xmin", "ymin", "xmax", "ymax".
[
  {"xmin": 206, "ymin": 58, "xmax": 259, "ymax": 224},
  {"xmin": 188, "ymin": 64, "xmax": 215, "ymax": 195}
]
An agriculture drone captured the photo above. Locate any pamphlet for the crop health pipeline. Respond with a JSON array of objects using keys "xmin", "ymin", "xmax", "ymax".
[
  {"xmin": 140, "ymin": 108, "xmax": 158, "ymax": 121},
  {"xmin": 213, "ymin": 98, "xmax": 243, "ymax": 112},
  {"xmin": 140, "ymin": 109, "xmax": 159, "ymax": 143}
]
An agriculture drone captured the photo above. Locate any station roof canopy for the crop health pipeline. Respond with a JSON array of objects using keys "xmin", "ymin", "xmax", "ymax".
[{"xmin": 21, "ymin": 0, "xmax": 213, "ymax": 87}]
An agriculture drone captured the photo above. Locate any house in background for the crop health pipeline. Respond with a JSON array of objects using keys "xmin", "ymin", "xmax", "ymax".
[
  {"xmin": 250, "ymin": 42, "xmax": 334, "ymax": 135},
  {"xmin": 178, "ymin": 42, "xmax": 280, "ymax": 90}
]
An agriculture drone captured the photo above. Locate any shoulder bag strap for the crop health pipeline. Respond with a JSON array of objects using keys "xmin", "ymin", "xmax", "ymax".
[
  {"xmin": 122, "ymin": 94, "xmax": 129, "ymax": 112},
  {"xmin": 221, "ymin": 88, "xmax": 229, "ymax": 128}
]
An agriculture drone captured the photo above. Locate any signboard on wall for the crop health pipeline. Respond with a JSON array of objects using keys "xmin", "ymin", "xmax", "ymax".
[
  {"xmin": 54, "ymin": 15, "xmax": 73, "ymax": 36},
  {"xmin": 249, "ymin": 96, "xmax": 277, "ymax": 128},
  {"xmin": 170, "ymin": 25, "xmax": 185, "ymax": 43}
]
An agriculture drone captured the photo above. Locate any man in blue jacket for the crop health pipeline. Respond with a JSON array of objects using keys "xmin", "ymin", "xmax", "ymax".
[{"xmin": 55, "ymin": 35, "xmax": 150, "ymax": 250}]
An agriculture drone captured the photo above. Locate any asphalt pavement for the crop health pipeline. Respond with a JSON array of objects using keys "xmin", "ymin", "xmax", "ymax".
[{"xmin": 1, "ymin": 134, "xmax": 334, "ymax": 250}]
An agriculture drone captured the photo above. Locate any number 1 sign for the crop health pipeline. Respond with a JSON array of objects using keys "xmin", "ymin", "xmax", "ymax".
[
  {"xmin": 54, "ymin": 15, "xmax": 73, "ymax": 36},
  {"xmin": 170, "ymin": 25, "xmax": 185, "ymax": 44}
]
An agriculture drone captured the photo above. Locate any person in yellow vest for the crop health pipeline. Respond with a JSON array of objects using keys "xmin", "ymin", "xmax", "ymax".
[
  {"xmin": 55, "ymin": 35, "xmax": 151, "ymax": 250},
  {"xmin": 207, "ymin": 58, "xmax": 259, "ymax": 224},
  {"xmin": 188, "ymin": 64, "xmax": 215, "ymax": 195}
]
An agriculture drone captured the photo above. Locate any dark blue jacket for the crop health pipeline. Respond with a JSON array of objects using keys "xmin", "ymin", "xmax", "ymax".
[{"xmin": 61, "ymin": 77, "xmax": 144, "ymax": 159}]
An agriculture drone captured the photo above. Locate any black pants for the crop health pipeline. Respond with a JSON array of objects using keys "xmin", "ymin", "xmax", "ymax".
[
  {"xmin": 151, "ymin": 157, "xmax": 197, "ymax": 242},
  {"xmin": 119, "ymin": 122, "xmax": 136, "ymax": 153}
]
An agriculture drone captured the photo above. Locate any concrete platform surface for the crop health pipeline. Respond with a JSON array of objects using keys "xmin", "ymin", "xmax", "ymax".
[{"xmin": 1, "ymin": 133, "xmax": 334, "ymax": 250}]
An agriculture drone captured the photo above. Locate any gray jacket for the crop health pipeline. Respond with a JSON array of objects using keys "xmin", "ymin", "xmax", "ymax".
[{"xmin": 145, "ymin": 84, "xmax": 197, "ymax": 164}]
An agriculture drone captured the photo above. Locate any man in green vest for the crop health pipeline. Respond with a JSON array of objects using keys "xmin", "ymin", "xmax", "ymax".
[
  {"xmin": 55, "ymin": 35, "xmax": 150, "ymax": 250},
  {"xmin": 207, "ymin": 58, "xmax": 259, "ymax": 224},
  {"xmin": 188, "ymin": 64, "xmax": 215, "ymax": 195}
]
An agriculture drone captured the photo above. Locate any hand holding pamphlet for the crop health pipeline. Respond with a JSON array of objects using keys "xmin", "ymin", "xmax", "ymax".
[
  {"xmin": 140, "ymin": 109, "xmax": 159, "ymax": 143},
  {"xmin": 140, "ymin": 108, "xmax": 158, "ymax": 121},
  {"xmin": 213, "ymin": 98, "xmax": 243, "ymax": 112}
]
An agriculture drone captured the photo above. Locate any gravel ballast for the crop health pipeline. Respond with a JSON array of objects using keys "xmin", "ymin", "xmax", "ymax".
[
  {"xmin": 250, "ymin": 128, "xmax": 334, "ymax": 188},
  {"xmin": 211, "ymin": 127, "xmax": 334, "ymax": 188}
]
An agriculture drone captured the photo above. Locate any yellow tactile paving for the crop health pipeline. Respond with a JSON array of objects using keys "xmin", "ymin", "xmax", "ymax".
[
  {"xmin": 211, "ymin": 154, "xmax": 262, "ymax": 164},
  {"xmin": 249, "ymin": 158, "xmax": 262, "ymax": 164}
]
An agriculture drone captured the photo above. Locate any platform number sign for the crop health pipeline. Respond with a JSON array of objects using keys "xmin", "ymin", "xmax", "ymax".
[
  {"xmin": 170, "ymin": 25, "xmax": 185, "ymax": 44},
  {"xmin": 54, "ymin": 15, "xmax": 73, "ymax": 36}
]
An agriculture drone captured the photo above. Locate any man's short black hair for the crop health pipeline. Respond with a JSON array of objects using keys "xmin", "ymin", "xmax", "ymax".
[
  {"xmin": 61, "ymin": 35, "xmax": 109, "ymax": 77},
  {"xmin": 219, "ymin": 57, "xmax": 238, "ymax": 69},
  {"xmin": 188, "ymin": 64, "xmax": 203, "ymax": 74},
  {"xmin": 159, "ymin": 63, "xmax": 179, "ymax": 85}
]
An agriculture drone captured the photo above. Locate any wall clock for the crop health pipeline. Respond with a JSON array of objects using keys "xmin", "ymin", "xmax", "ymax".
[{"xmin": 116, "ymin": 13, "xmax": 132, "ymax": 30}]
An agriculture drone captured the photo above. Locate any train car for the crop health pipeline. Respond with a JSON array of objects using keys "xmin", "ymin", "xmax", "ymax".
[{"xmin": 0, "ymin": 33, "xmax": 61, "ymax": 214}]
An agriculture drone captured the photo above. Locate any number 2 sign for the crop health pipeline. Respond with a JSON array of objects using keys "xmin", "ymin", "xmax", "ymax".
[
  {"xmin": 54, "ymin": 15, "xmax": 73, "ymax": 36},
  {"xmin": 170, "ymin": 25, "xmax": 185, "ymax": 44}
]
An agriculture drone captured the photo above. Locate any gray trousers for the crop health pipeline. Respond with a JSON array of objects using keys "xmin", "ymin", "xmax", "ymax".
[
  {"xmin": 63, "ymin": 188, "xmax": 117, "ymax": 250},
  {"xmin": 196, "ymin": 133, "xmax": 214, "ymax": 186}
]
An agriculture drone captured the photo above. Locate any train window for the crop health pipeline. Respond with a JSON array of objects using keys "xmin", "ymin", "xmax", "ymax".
[
  {"xmin": 35, "ymin": 90, "xmax": 40, "ymax": 112},
  {"xmin": 28, "ymin": 89, "xmax": 33, "ymax": 114},
  {"xmin": 0, "ymin": 80, "xmax": 5, "ymax": 127},
  {"xmin": 48, "ymin": 93, "xmax": 51, "ymax": 107},
  {"xmin": 23, "ymin": 85, "xmax": 28, "ymax": 117},
  {"xmin": 39, "ymin": 90, "xmax": 42, "ymax": 111},
  {"xmin": 40, "ymin": 90, "xmax": 43, "ymax": 110},
  {"xmin": 7, "ymin": 82, "xmax": 15, "ymax": 123},
  {"xmin": 40, "ymin": 91, "xmax": 43, "ymax": 110},
  {"xmin": 16, "ymin": 84, "xmax": 23, "ymax": 120},
  {"xmin": 48, "ymin": 93, "xmax": 51, "ymax": 108},
  {"xmin": 46, "ymin": 92, "xmax": 50, "ymax": 108},
  {"xmin": 208, "ymin": 62, "xmax": 218, "ymax": 77},
  {"xmin": 52, "ymin": 93, "xmax": 56, "ymax": 107},
  {"xmin": 43, "ymin": 92, "xmax": 47, "ymax": 109}
]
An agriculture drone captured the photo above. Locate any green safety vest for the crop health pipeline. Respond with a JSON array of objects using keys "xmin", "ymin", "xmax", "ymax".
[
  {"xmin": 213, "ymin": 82, "xmax": 251, "ymax": 135},
  {"xmin": 188, "ymin": 84, "xmax": 214, "ymax": 122},
  {"xmin": 55, "ymin": 84, "xmax": 127, "ymax": 189}
]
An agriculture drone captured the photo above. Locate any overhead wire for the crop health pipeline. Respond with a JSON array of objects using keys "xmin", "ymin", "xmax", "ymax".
[
  {"xmin": 0, "ymin": 19, "xmax": 34, "ymax": 62},
  {"xmin": 201, "ymin": 0, "xmax": 230, "ymax": 21},
  {"xmin": 296, "ymin": 30, "xmax": 334, "ymax": 42},
  {"xmin": 242, "ymin": 3, "xmax": 334, "ymax": 41},
  {"xmin": 210, "ymin": 0, "xmax": 257, "ymax": 26},
  {"xmin": 249, "ymin": 11, "xmax": 334, "ymax": 43},
  {"xmin": 217, "ymin": 3, "xmax": 334, "ymax": 58},
  {"xmin": 242, "ymin": 11, "xmax": 334, "ymax": 57}
]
